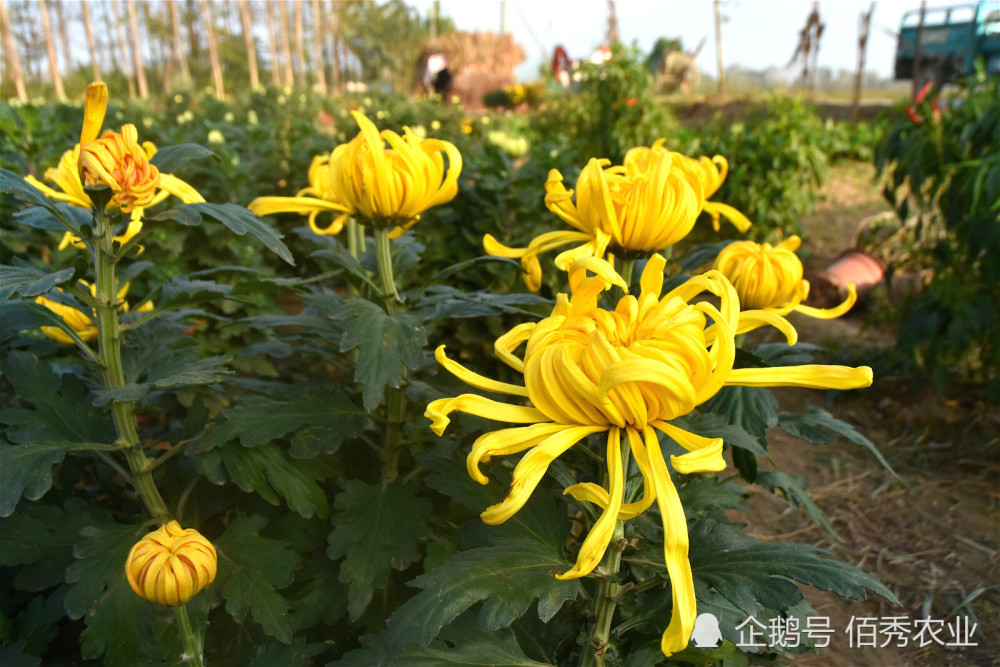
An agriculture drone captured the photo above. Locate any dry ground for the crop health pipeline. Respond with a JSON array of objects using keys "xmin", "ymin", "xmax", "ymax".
[{"xmin": 731, "ymin": 163, "xmax": 1000, "ymax": 667}]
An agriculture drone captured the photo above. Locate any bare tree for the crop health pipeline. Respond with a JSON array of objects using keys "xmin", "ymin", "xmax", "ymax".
[
  {"xmin": 200, "ymin": 0, "xmax": 225, "ymax": 97},
  {"xmin": 278, "ymin": 0, "xmax": 294, "ymax": 87},
  {"xmin": 38, "ymin": 0, "xmax": 66, "ymax": 99},
  {"xmin": 80, "ymin": 0, "xmax": 102, "ymax": 82},
  {"xmin": 294, "ymin": 0, "xmax": 306, "ymax": 88},
  {"xmin": 311, "ymin": 0, "xmax": 328, "ymax": 94},
  {"xmin": 237, "ymin": 0, "xmax": 260, "ymax": 89},
  {"xmin": 265, "ymin": 0, "xmax": 282, "ymax": 87},
  {"xmin": 0, "ymin": 1, "xmax": 28, "ymax": 100},
  {"xmin": 126, "ymin": 0, "xmax": 149, "ymax": 98},
  {"xmin": 112, "ymin": 0, "xmax": 138, "ymax": 98},
  {"xmin": 853, "ymin": 2, "xmax": 875, "ymax": 121},
  {"xmin": 54, "ymin": 0, "xmax": 75, "ymax": 74}
]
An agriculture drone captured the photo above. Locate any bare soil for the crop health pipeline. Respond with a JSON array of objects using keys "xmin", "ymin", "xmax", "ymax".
[{"xmin": 731, "ymin": 163, "xmax": 1000, "ymax": 667}]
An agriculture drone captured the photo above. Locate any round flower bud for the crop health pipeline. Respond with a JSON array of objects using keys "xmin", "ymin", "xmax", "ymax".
[
  {"xmin": 79, "ymin": 124, "xmax": 160, "ymax": 212},
  {"xmin": 713, "ymin": 237, "xmax": 804, "ymax": 310},
  {"xmin": 126, "ymin": 521, "xmax": 217, "ymax": 606}
]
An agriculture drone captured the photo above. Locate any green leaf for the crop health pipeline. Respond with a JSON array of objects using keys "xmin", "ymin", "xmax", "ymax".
[
  {"xmin": 0, "ymin": 261, "xmax": 76, "ymax": 301},
  {"xmin": 779, "ymin": 406, "xmax": 899, "ymax": 480},
  {"xmin": 371, "ymin": 539, "xmax": 581, "ymax": 664},
  {"xmin": 327, "ymin": 481, "xmax": 431, "ymax": 621},
  {"xmin": 336, "ymin": 300, "xmax": 428, "ymax": 411},
  {"xmin": 703, "ymin": 386, "xmax": 778, "ymax": 445},
  {"xmin": 91, "ymin": 354, "xmax": 232, "ymax": 407},
  {"xmin": 216, "ymin": 514, "xmax": 301, "ymax": 644},
  {"xmin": 247, "ymin": 637, "xmax": 329, "ymax": 667},
  {"xmin": 0, "ymin": 301, "xmax": 94, "ymax": 351},
  {"xmin": 0, "ymin": 500, "xmax": 108, "ymax": 591},
  {"xmin": 199, "ymin": 383, "xmax": 365, "ymax": 458},
  {"xmin": 670, "ymin": 412, "xmax": 767, "ymax": 458},
  {"xmin": 677, "ymin": 477, "xmax": 747, "ymax": 513},
  {"xmin": 754, "ymin": 470, "xmax": 843, "ymax": 542},
  {"xmin": 64, "ymin": 520, "xmax": 143, "ymax": 621},
  {"xmin": 198, "ymin": 442, "xmax": 328, "ymax": 518},
  {"xmin": 334, "ymin": 614, "xmax": 549, "ymax": 666},
  {"xmin": 152, "ymin": 203, "xmax": 294, "ymax": 265},
  {"xmin": 0, "ymin": 444, "xmax": 66, "ymax": 518},
  {"xmin": 148, "ymin": 143, "xmax": 217, "ymax": 173},
  {"xmin": 689, "ymin": 521, "xmax": 898, "ymax": 616}
]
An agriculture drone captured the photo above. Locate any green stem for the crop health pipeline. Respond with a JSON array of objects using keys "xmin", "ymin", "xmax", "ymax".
[
  {"xmin": 175, "ymin": 604, "xmax": 205, "ymax": 667},
  {"xmin": 617, "ymin": 257, "xmax": 635, "ymax": 298},
  {"xmin": 373, "ymin": 227, "xmax": 400, "ymax": 311},
  {"xmin": 580, "ymin": 444, "xmax": 632, "ymax": 667},
  {"xmin": 347, "ymin": 218, "xmax": 359, "ymax": 260},
  {"xmin": 93, "ymin": 209, "xmax": 170, "ymax": 522}
]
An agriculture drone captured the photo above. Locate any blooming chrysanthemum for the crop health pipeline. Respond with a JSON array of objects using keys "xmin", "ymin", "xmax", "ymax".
[
  {"xmin": 485, "ymin": 140, "xmax": 752, "ymax": 291},
  {"xmin": 248, "ymin": 110, "xmax": 462, "ymax": 238},
  {"xmin": 125, "ymin": 521, "xmax": 217, "ymax": 606},
  {"xmin": 714, "ymin": 235, "xmax": 857, "ymax": 318},
  {"xmin": 673, "ymin": 152, "xmax": 753, "ymax": 234},
  {"xmin": 24, "ymin": 82, "xmax": 204, "ymax": 249},
  {"xmin": 35, "ymin": 281, "xmax": 151, "ymax": 345},
  {"xmin": 426, "ymin": 256, "xmax": 872, "ymax": 657}
]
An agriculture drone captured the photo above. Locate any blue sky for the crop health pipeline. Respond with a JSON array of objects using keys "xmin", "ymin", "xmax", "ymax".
[{"xmin": 410, "ymin": 0, "xmax": 919, "ymax": 81}]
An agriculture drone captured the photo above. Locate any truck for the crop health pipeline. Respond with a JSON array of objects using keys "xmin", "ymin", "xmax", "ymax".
[{"xmin": 894, "ymin": 1, "xmax": 1000, "ymax": 85}]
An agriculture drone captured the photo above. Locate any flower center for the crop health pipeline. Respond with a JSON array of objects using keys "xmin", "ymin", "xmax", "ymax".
[
  {"xmin": 79, "ymin": 125, "xmax": 160, "ymax": 212},
  {"xmin": 523, "ymin": 294, "xmax": 713, "ymax": 429}
]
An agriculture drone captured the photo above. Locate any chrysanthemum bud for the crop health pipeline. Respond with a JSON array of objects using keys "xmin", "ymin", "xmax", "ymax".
[{"xmin": 125, "ymin": 521, "xmax": 217, "ymax": 606}]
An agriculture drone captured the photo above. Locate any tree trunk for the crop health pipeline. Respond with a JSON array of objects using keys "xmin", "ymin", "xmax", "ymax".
[
  {"xmin": 293, "ymin": 0, "xmax": 306, "ymax": 88},
  {"xmin": 38, "ymin": 0, "xmax": 66, "ymax": 99},
  {"xmin": 311, "ymin": 0, "xmax": 327, "ymax": 94},
  {"xmin": 167, "ymin": 0, "xmax": 190, "ymax": 86},
  {"xmin": 278, "ymin": 0, "xmax": 294, "ymax": 88},
  {"xmin": 200, "ymin": 0, "xmax": 225, "ymax": 98},
  {"xmin": 80, "ymin": 0, "xmax": 102, "ymax": 82},
  {"xmin": 713, "ymin": 0, "xmax": 726, "ymax": 99},
  {"xmin": 54, "ymin": 0, "xmax": 74, "ymax": 73},
  {"xmin": 852, "ymin": 2, "xmax": 875, "ymax": 122},
  {"xmin": 184, "ymin": 0, "xmax": 201, "ymax": 64},
  {"xmin": 237, "ymin": 0, "xmax": 260, "ymax": 89},
  {"xmin": 0, "ymin": 1, "xmax": 28, "ymax": 101},
  {"xmin": 329, "ymin": 0, "xmax": 341, "ymax": 92},
  {"xmin": 126, "ymin": 0, "xmax": 149, "ymax": 98},
  {"xmin": 112, "ymin": 0, "xmax": 137, "ymax": 98},
  {"xmin": 264, "ymin": 1, "xmax": 281, "ymax": 87}
]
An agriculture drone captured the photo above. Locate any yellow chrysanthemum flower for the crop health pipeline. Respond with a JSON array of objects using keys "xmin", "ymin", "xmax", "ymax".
[
  {"xmin": 714, "ymin": 236, "xmax": 857, "ymax": 318},
  {"xmin": 248, "ymin": 110, "xmax": 462, "ymax": 238},
  {"xmin": 125, "ymin": 521, "xmax": 217, "ymax": 606},
  {"xmin": 24, "ymin": 82, "xmax": 204, "ymax": 249},
  {"xmin": 485, "ymin": 141, "xmax": 753, "ymax": 291},
  {"xmin": 35, "ymin": 281, "xmax": 152, "ymax": 345},
  {"xmin": 425, "ymin": 256, "xmax": 872, "ymax": 657}
]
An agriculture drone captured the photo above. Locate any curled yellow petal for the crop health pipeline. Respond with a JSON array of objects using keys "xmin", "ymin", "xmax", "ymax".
[
  {"xmin": 435, "ymin": 345, "xmax": 529, "ymax": 397},
  {"xmin": 424, "ymin": 394, "xmax": 548, "ymax": 436},
  {"xmin": 81, "ymin": 82, "xmax": 108, "ymax": 145},
  {"xmin": 727, "ymin": 365, "xmax": 873, "ymax": 390},
  {"xmin": 793, "ymin": 283, "xmax": 858, "ymax": 319}
]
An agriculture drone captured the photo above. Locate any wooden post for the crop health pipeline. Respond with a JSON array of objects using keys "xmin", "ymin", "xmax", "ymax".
[
  {"xmin": 0, "ymin": 1, "xmax": 27, "ymax": 101},
  {"xmin": 912, "ymin": 0, "xmax": 927, "ymax": 99},
  {"xmin": 237, "ymin": 0, "xmax": 260, "ymax": 89},
  {"xmin": 714, "ymin": 0, "xmax": 726, "ymax": 98},
  {"xmin": 853, "ymin": 3, "xmax": 875, "ymax": 122},
  {"xmin": 38, "ymin": 0, "xmax": 66, "ymax": 99}
]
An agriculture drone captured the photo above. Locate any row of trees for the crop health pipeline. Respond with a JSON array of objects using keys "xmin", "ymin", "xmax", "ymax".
[{"xmin": 0, "ymin": 0, "xmax": 454, "ymax": 102}]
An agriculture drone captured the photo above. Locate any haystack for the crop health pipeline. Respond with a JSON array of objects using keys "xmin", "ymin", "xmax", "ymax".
[{"xmin": 416, "ymin": 31, "xmax": 526, "ymax": 110}]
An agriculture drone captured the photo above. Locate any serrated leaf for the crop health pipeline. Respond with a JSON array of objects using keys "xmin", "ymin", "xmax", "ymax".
[
  {"xmin": 205, "ymin": 442, "xmax": 328, "ymax": 518},
  {"xmin": 64, "ymin": 520, "xmax": 143, "ymax": 621},
  {"xmin": 703, "ymin": 386, "xmax": 778, "ymax": 445},
  {"xmin": 152, "ymin": 203, "xmax": 294, "ymax": 265},
  {"xmin": 0, "ymin": 500, "xmax": 108, "ymax": 591},
  {"xmin": 677, "ymin": 477, "xmax": 747, "ymax": 512},
  {"xmin": 689, "ymin": 521, "xmax": 897, "ymax": 616},
  {"xmin": 327, "ymin": 481, "xmax": 431, "ymax": 620},
  {"xmin": 0, "ymin": 261, "xmax": 76, "ymax": 301},
  {"xmin": 14, "ymin": 202, "xmax": 91, "ymax": 233},
  {"xmin": 215, "ymin": 514, "xmax": 301, "ymax": 644},
  {"xmin": 336, "ymin": 300, "xmax": 428, "ymax": 411},
  {"xmin": 0, "ymin": 444, "xmax": 67, "ymax": 517},
  {"xmin": 0, "ymin": 301, "xmax": 94, "ymax": 350},
  {"xmin": 372, "ymin": 539, "xmax": 580, "ymax": 664},
  {"xmin": 200, "ymin": 383, "xmax": 365, "ymax": 458},
  {"xmin": 148, "ymin": 143, "xmax": 217, "ymax": 173},
  {"xmin": 754, "ymin": 469, "xmax": 843, "ymax": 541},
  {"xmin": 91, "ymin": 354, "xmax": 232, "ymax": 407},
  {"xmin": 416, "ymin": 284, "xmax": 549, "ymax": 322},
  {"xmin": 670, "ymin": 412, "xmax": 767, "ymax": 458},
  {"xmin": 779, "ymin": 406, "xmax": 899, "ymax": 479},
  {"xmin": 8, "ymin": 590, "xmax": 64, "ymax": 658},
  {"xmin": 335, "ymin": 614, "xmax": 548, "ymax": 667},
  {"xmin": 247, "ymin": 637, "xmax": 328, "ymax": 667}
]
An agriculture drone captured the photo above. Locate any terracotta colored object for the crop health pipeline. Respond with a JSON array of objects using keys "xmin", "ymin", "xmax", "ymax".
[{"xmin": 819, "ymin": 250, "xmax": 886, "ymax": 298}]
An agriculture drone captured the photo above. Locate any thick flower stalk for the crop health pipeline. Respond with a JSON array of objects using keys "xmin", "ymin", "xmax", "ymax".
[
  {"xmin": 35, "ymin": 281, "xmax": 151, "ymax": 345},
  {"xmin": 714, "ymin": 235, "xmax": 857, "ymax": 318},
  {"xmin": 426, "ymin": 256, "xmax": 873, "ymax": 657},
  {"xmin": 24, "ymin": 82, "xmax": 204, "ymax": 249},
  {"xmin": 485, "ymin": 140, "xmax": 752, "ymax": 291},
  {"xmin": 126, "ymin": 521, "xmax": 217, "ymax": 606}
]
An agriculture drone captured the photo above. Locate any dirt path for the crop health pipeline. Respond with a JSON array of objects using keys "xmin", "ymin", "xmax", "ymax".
[{"xmin": 733, "ymin": 163, "xmax": 1000, "ymax": 667}]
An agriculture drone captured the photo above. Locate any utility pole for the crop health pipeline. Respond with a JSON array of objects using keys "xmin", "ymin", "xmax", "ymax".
[
  {"xmin": 714, "ymin": 0, "xmax": 726, "ymax": 98},
  {"xmin": 912, "ymin": 0, "xmax": 927, "ymax": 99}
]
